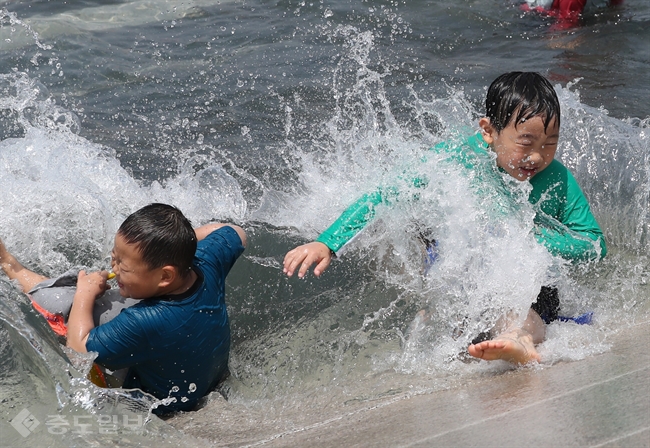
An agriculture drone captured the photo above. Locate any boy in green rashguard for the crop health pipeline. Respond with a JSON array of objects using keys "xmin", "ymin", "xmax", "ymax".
[{"xmin": 283, "ymin": 72, "xmax": 606, "ymax": 365}]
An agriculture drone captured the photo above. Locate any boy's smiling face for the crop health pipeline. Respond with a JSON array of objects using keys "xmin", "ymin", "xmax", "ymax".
[
  {"xmin": 479, "ymin": 114, "xmax": 559, "ymax": 181},
  {"xmin": 111, "ymin": 233, "xmax": 165, "ymax": 299}
]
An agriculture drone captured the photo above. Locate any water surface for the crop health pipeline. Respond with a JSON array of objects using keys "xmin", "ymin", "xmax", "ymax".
[{"xmin": 0, "ymin": 0, "xmax": 648, "ymax": 445}]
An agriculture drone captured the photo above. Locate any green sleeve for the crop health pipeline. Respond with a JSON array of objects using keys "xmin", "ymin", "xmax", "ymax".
[
  {"xmin": 533, "ymin": 224, "xmax": 605, "ymax": 262},
  {"xmin": 315, "ymin": 132, "xmax": 606, "ymax": 263},
  {"xmin": 315, "ymin": 187, "xmax": 399, "ymax": 253},
  {"xmin": 531, "ymin": 163, "xmax": 606, "ymax": 262},
  {"xmin": 315, "ymin": 134, "xmax": 487, "ymax": 254}
]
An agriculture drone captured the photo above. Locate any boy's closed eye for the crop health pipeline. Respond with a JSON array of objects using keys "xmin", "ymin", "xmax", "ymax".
[
  {"xmin": 515, "ymin": 135, "xmax": 537, "ymax": 145},
  {"xmin": 110, "ymin": 254, "xmax": 132, "ymax": 273}
]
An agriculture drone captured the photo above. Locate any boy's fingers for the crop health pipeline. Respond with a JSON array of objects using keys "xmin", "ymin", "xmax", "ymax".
[
  {"xmin": 282, "ymin": 258, "xmax": 292, "ymax": 275},
  {"xmin": 283, "ymin": 251, "xmax": 304, "ymax": 276},
  {"xmin": 282, "ymin": 250, "xmax": 295, "ymax": 270},
  {"xmin": 313, "ymin": 257, "xmax": 331, "ymax": 277},
  {"xmin": 297, "ymin": 255, "xmax": 315, "ymax": 278},
  {"xmin": 285, "ymin": 246, "xmax": 316, "ymax": 277},
  {"xmin": 284, "ymin": 243, "xmax": 331, "ymax": 277}
]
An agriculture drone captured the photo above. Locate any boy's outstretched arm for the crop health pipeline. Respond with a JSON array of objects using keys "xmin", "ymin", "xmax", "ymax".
[
  {"xmin": 67, "ymin": 271, "xmax": 110, "ymax": 353},
  {"xmin": 283, "ymin": 186, "xmax": 404, "ymax": 278},
  {"xmin": 195, "ymin": 223, "xmax": 247, "ymax": 247},
  {"xmin": 283, "ymin": 242, "xmax": 332, "ymax": 278}
]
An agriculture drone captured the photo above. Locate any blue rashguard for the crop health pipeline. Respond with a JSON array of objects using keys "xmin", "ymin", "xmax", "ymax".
[{"xmin": 86, "ymin": 226, "xmax": 245, "ymax": 413}]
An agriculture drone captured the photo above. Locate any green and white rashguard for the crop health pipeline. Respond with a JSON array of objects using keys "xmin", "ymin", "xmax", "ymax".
[{"xmin": 315, "ymin": 134, "xmax": 606, "ymax": 262}]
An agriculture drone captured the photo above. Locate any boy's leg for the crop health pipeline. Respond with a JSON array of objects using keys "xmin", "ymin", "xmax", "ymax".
[
  {"xmin": 0, "ymin": 238, "xmax": 48, "ymax": 293},
  {"xmin": 468, "ymin": 308, "xmax": 545, "ymax": 365}
]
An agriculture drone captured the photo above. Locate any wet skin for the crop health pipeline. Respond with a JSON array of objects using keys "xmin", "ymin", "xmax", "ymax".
[{"xmin": 479, "ymin": 115, "xmax": 559, "ymax": 181}]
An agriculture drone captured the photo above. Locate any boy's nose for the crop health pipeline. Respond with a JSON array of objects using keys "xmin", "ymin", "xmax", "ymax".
[{"xmin": 526, "ymin": 152, "xmax": 543, "ymax": 165}]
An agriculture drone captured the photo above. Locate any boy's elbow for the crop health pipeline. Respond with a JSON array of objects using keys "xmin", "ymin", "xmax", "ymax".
[
  {"xmin": 587, "ymin": 232, "xmax": 607, "ymax": 260},
  {"xmin": 231, "ymin": 225, "xmax": 247, "ymax": 247},
  {"xmin": 194, "ymin": 222, "xmax": 247, "ymax": 247},
  {"xmin": 66, "ymin": 335, "xmax": 89, "ymax": 354},
  {"xmin": 195, "ymin": 223, "xmax": 246, "ymax": 245},
  {"xmin": 575, "ymin": 236, "xmax": 606, "ymax": 262},
  {"xmin": 598, "ymin": 236, "xmax": 607, "ymax": 259}
]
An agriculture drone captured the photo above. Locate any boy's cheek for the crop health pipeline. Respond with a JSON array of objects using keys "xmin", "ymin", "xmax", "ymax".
[
  {"xmin": 116, "ymin": 285, "xmax": 130, "ymax": 297},
  {"xmin": 495, "ymin": 155, "xmax": 515, "ymax": 171}
]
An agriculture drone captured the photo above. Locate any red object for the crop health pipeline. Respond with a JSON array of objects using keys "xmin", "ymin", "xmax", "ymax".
[
  {"xmin": 31, "ymin": 300, "xmax": 68, "ymax": 337},
  {"xmin": 521, "ymin": 0, "xmax": 622, "ymax": 29},
  {"xmin": 30, "ymin": 300, "xmax": 108, "ymax": 388},
  {"xmin": 550, "ymin": 0, "xmax": 587, "ymax": 27}
]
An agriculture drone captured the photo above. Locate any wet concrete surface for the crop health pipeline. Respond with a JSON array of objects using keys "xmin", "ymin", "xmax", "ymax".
[{"xmin": 261, "ymin": 321, "xmax": 650, "ymax": 447}]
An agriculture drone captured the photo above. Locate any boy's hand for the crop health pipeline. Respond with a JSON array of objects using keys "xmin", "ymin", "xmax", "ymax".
[
  {"xmin": 75, "ymin": 270, "xmax": 111, "ymax": 300},
  {"xmin": 68, "ymin": 270, "xmax": 110, "ymax": 353},
  {"xmin": 283, "ymin": 242, "xmax": 332, "ymax": 278}
]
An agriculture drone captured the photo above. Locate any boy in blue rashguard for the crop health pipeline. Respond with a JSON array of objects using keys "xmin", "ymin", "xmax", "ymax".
[
  {"xmin": 1, "ymin": 203, "xmax": 246, "ymax": 414},
  {"xmin": 283, "ymin": 72, "xmax": 606, "ymax": 365},
  {"xmin": 70, "ymin": 203, "xmax": 246, "ymax": 413}
]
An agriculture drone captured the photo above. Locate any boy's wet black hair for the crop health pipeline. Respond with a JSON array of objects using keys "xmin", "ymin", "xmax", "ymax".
[
  {"xmin": 118, "ymin": 203, "xmax": 196, "ymax": 277},
  {"xmin": 486, "ymin": 72, "xmax": 560, "ymax": 133}
]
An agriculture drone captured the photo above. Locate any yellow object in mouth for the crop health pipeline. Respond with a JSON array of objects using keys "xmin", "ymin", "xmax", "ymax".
[{"xmin": 107, "ymin": 272, "xmax": 116, "ymax": 280}]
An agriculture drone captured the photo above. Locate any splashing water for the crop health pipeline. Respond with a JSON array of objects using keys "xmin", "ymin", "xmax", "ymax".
[
  {"xmin": 230, "ymin": 24, "xmax": 649, "ymax": 405},
  {"xmin": 0, "ymin": 3, "xmax": 648, "ymax": 446}
]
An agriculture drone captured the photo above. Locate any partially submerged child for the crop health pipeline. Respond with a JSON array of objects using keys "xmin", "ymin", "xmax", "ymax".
[
  {"xmin": 0, "ymin": 203, "xmax": 246, "ymax": 414},
  {"xmin": 283, "ymin": 72, "xmax": 606, "ymax": 365},
  {"xmin": 522, "ymin": 0, "xmax": 624, "ymax": 29}
]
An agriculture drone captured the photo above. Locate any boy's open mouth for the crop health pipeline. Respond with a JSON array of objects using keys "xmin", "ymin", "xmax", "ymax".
[{"xmin": 519, "ymin": 167, "xmax": 538, "ymax": 177}]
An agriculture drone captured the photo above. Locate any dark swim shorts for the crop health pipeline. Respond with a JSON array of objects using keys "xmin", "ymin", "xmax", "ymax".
[
  {"xmin": 530, "ymin": 286, "xmax": 560, "ymax": 324},
  {"xmin": 470, "ymin": 286, "xmax": 560, "ymax": 344}
]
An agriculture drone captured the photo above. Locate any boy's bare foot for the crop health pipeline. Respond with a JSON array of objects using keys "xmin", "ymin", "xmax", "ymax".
[
  {"xmin": 0, "ymin": 238, "xmax": 48, "ymax": 292},
  {"xmin": 467, "ymin": 329, "xmax": 541, "ymax": 365},
  {"xmin": 0, "ymin": 238, "xmax": 13, "ymax": 270},
  {"xmin": 0, "ymin": 238, "xmax": 8, "ymax": 258}
]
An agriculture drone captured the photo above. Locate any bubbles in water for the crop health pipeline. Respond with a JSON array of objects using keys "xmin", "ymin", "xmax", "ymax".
[
  {"xmin": 0, "ymin": 8, "xmax": 52, "ymax": 51},
  {"xmin": 556, "ymin": 83, "xmax": 649, "ymax": 254},
  {"xmin": 539, "ymin": 320, "xmax": 612, "ymax": 363},
  {"xmin": 0, "ymin": 11, "xmax": 647, "ymax": 439},
  {"xmin": 239, "ymin": 24, "xmax": 649, "ymax": 399}
]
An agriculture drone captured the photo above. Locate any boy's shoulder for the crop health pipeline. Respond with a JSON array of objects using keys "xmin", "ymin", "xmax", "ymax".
[
  {"xmin": 529, "ymin": 158, "xmax": 589, "ymax": 212},
  {"xmin": 431, "ymin": 132, "xmax": 487, "ymax": 153},
  {"xmin": 91, "ymin": 273, "xmax": 209, "ymax": 341},
  {"xmin": 196, "ymin": 225, "xmax": 245, "ymax": 262},
  {"xmin": 430, "ymin": 132, "xmax": 491, "ymax": 169},
  {"xmin": 200, "ymin": 225, "xmax": 244, "ymax": 248}
]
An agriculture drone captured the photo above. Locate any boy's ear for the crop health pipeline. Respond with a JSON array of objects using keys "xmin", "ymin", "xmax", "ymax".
[
  {"xmin": 479, "ymin": 117, "xmax": 496, "ymax": 145},
  {"xmin": 158, "ymin": 265, "xmax": 178, "ymax": 288}
]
